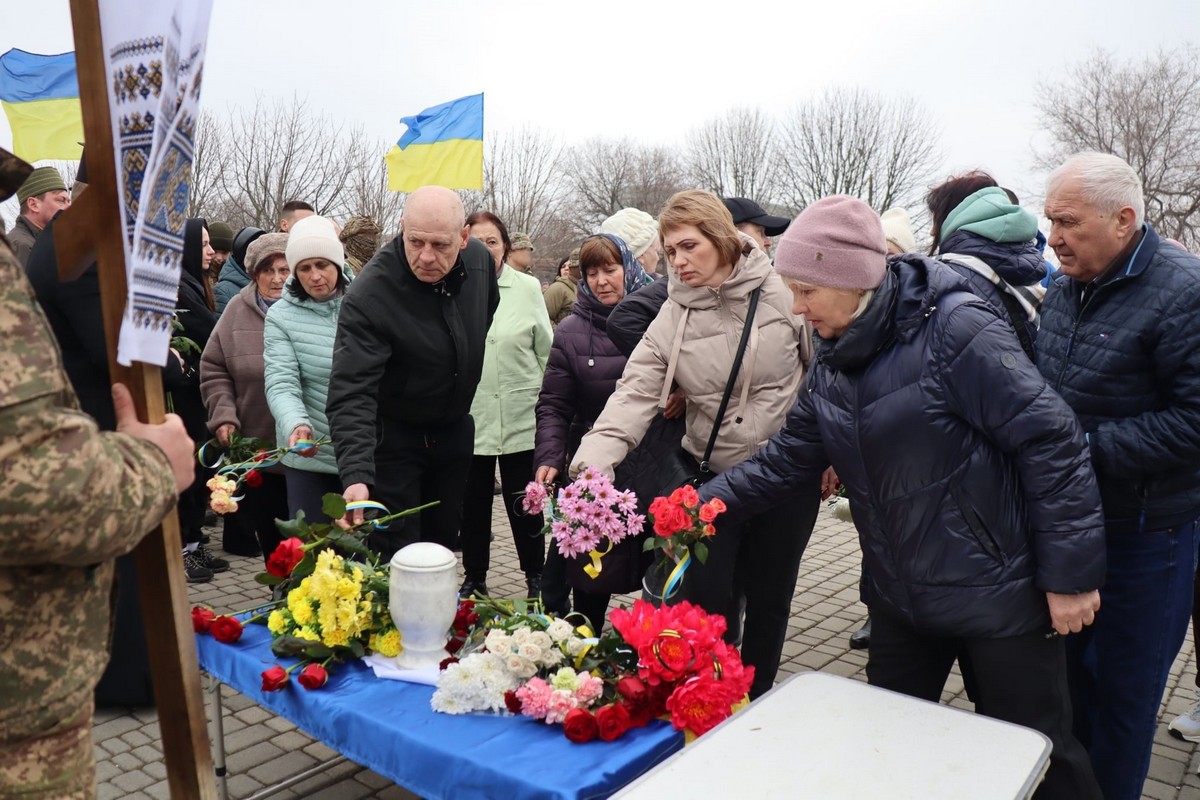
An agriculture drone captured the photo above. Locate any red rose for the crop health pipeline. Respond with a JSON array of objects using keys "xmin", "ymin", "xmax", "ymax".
[
  {"xmin": 562, "ymin": 708, "xmax": 598, "ymax": 743},
  {"xmin": 210, "ymin": 615, "xmax": 244, "ymax": 644},
  {"xmin": 297, "ymin": 663, "xmax": 328, "ymax": 690},
  {"xmin": 616, "ymin": 675, "xmax": 647, "ymax": 706},
  {"xmin": 252, "ymin": 450, "xmax": 271, "ymax": 462},
  {"xmin": 668, "ymin": 488, "xmax": 685, "ymax": 505},
  {"xmin": 503, "ymin": 690, "xmax": 522, "ymax": 714},
  {"xmin": 595, "ymin": 703, "xmax": 633, "ymax": 742},
  {"xmin": 191, "ymin": 606, "xmax": 216, "ymax": 634},
  {"xmin": 679, "ymin": 485, "xmax": 700, "ymax": 509},
  {"xmin": 261, "ymin": 665, "xmax": 290, "ymax": 692},
  {"xmin": 266, "ymin": 537, "xmax": 306, "ymax": 578},
  {"xmin": 707, "ymin": 497, "xmax": 727, "ymax": 514},
  {"xmin": 243, "ymin": 469, "xmax": 263, "ymax": 488},
  {"xmin": 699, "ymin": 503, "xmax": 717, "ymax": 523}
]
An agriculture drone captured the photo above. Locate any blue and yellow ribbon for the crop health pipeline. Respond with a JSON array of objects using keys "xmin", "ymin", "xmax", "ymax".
[{"xmin": 346, "ymin": 500, "xmax": 392, "ymax": 529}]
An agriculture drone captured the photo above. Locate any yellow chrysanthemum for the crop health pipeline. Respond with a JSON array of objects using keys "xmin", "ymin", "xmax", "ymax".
[
  {"xmin": 322, "ymin": 627, "xmax": 351, "ymax": 648},
  {"xmin": 296, "ymin": 627, "xmax": 320, "ymax": 641},
  {"xmin": 291, "ymin": 600, "xmax": 315, "ymax": 626},
  {"xmin": 373, "ymin": 628, "xmax": 402, "ymax": 657},
  {"xmin": 266, "ymin": 609, "xmax": 289, "ymax": 635}
]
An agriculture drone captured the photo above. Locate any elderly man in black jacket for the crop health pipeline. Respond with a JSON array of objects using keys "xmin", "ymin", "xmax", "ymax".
[
  {"xmin": 328, "ymin": 186, "xmax": 499, "ymax": 560},
  {"xmin": 1038, "ymin": 152, "xmax": 1200, "ymax": 800}
]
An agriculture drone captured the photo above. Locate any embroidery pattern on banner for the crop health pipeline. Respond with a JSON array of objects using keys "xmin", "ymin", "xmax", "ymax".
[{"xmin": 102, "ymin": 3, "xmax": 213, "ymax": 367}]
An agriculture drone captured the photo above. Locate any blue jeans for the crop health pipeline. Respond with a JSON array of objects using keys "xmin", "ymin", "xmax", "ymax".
[{"xmin": 1066, "ymin": 518, "xmax": 1199, "ymax": 800}]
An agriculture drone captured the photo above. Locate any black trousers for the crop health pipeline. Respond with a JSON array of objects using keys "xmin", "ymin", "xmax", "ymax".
[
  {"xmin": 221, "ymin": 471, "xmax": 289, "ymax": 563},
  {"xmin": 540, "ymin": 545, "xmax": 612, "ymax": 633},
  {"xmin": 683, "ymin": 485, "xmax": 821, "ymax": 699},
  {"xmin": 461, "ymin": 450, "xmax": 545, "ymax": 581},
  {"xmin": 284, "ymin": 467, "xmax": 344, "ymax": 524},
  {"xmin": 867, "ymin": 609, "xmax": 1101, "ymax": 800},
  {"xmin": 368, "ymin": 416, "xmax": 475, "ymax": 563}
]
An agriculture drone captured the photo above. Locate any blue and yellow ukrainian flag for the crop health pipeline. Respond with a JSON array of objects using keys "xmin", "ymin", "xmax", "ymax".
[
  {"xmin": 0, "ymin": 49, "xmax": 83, "ymax": 163},
  {"xmin": 385, "ymin": 93, "xmax": 483, "ymax": 192}
]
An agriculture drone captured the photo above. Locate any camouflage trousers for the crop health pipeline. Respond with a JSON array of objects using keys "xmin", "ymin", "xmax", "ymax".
[{"xmin": 0, "ymin": 704, "xmax": 94, "ymax": 800}]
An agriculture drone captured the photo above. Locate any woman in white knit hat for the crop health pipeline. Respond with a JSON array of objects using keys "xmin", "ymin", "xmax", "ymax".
[
  {"xmin": 264, "ymin": 215, "xmax": 349, "ymax": 523},
  {"xmin": 600, "ymin": 207, "xmax": 662, "ymax": 275}
]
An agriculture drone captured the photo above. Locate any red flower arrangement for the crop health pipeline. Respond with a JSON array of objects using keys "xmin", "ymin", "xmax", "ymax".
[{"xmin": 643, "ymin": 489, "xmax": 727, "ymax": 601}]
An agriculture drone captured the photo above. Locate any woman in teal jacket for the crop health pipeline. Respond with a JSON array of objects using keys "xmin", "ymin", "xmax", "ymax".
[
  {"xmin": 460, "ymin": 211, "xmax": 553, "ymax": 599},
  {"xmin": 264, "ymin": 215, "xmax": 347, "ymax": 522}
]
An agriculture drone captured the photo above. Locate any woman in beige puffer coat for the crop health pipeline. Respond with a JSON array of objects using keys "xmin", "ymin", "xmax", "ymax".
[{"xmin": 571, "ymin": 190, "xmax": 822, "ymax": 698}]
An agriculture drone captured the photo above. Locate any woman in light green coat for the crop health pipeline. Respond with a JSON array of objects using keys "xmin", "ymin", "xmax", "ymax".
[
  {"xmin": 264, "ymin": 215, "xmax": 347, "ymax": 523},
  {"xmin": 460, "ymin": 211, "xmax": 553, "ymax": 599}
]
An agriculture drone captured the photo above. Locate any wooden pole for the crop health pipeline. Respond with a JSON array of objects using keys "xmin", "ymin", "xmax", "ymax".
[{"xmin": 57, "ymin": 1, "xmax": 217, "ymax": 797}]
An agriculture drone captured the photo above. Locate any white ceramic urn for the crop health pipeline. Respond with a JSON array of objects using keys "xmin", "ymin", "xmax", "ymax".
[{"xmin": 388, "ymin": 542, "xmax": 458, "ymax": 670}]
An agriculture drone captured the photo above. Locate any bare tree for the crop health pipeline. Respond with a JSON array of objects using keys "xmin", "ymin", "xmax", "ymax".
[
  {"xmin": 774, "ymin": 88, "xmax": 942, "ymax": 216},
  {"xmin": 1035, "ymin": 47, "xmax": 1200, "ymax": 249},
  {"xmin": 684, "ymin": 107, "xmax": 777, "ymax": 202},
  {"xmin": 341, "ymin": 132, "xmax": 405, "ymax": 236},
  {"xmin": 564, "ymin": 138, "xmax": 685, "ymax": 233},
  {"xmin": 202, "ymin": 95, "xmax": 367, "ymax": 230},
  {"xmin": 478, "ymin": 127, "xmax": 566, "ymax": 242}
]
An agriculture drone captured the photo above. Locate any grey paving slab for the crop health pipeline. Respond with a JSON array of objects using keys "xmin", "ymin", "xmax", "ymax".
[{"xmin": 89, "ymin": 499, "xmax": 1200, "ymax": 799}]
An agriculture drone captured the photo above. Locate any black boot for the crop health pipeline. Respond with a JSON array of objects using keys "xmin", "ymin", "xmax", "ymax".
[
  {"xmin": 849, "ymin": 614, "xmax": 872, "ymax": 650},
  {"xmin": 459, "ymin": 576, "xmax": 489, "ymax": 599},
  {"xmin": 525, "ymin": 571, "xmax": 542, "ymax": 601}
]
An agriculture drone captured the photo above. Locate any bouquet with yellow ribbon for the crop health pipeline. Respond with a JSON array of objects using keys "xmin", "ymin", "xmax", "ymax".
[{"xmin": 522, "ymin": 467, "xmax": 645, "ymax": 580}]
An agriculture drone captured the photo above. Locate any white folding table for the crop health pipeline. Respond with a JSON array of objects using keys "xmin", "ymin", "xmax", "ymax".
[{"xmin": 616, "ymin": 671, "xmax": 1051, "ymax": 800}]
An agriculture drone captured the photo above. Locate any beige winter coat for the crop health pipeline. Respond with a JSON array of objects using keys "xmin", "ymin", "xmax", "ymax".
[{"xmin": 571, "ymin": 238, "xmax": 810, "ymax": 477}]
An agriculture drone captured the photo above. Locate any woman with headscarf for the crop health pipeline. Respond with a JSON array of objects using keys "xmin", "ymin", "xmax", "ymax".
[
  {"xmin": 458, "ymin": 211, "xmax": 553, "ymax": 600},
  {"xmin": 534, "ymin": 233, "xmax": 655, "ymax": 632},
  {"xmin": 570, "ymin": 190, "xmax": 822, "ymax": 698},
  {"xmin": 200, "ymin": 233, "xmax": 292, "ymax": 560},
  {"xmin": 173, "ymin": 218, "xmax": 228, "ymax": 582},
  {"xmin": 700, "ymin": 195, "xmax": 1105, "ymax": 798}
]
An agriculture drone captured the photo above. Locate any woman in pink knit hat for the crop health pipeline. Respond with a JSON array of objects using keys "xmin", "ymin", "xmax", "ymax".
[{"xmin": 699, "ymin": 195, "xmax": 1105, "ymax": 799}]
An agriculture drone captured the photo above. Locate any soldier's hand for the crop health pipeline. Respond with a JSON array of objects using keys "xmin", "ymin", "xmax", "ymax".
[
  {"xmin": 1046, "ymin": 590, "xmax": 1101, "ymax": 636},
  {"xmin": 339, "ymin": 483, "xmax": 370, "ymax": 529},
  {"xmin": 113, "ymin": 383, "xmax": 195, "ymax": 494}
]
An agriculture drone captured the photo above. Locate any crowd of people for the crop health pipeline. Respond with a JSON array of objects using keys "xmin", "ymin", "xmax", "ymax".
[{"xmin": 4, "ymin": 142, "xmax": 1200, "ymax": 800}]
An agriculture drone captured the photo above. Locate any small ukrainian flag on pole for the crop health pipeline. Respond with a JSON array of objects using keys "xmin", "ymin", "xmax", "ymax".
[
  {"xmin": 386, "ymin": 93, "xmax": 484, "ymax": 193},
  {"xmin": 0, "ymin": 49, "xmax": 83, "ymax": 163}
]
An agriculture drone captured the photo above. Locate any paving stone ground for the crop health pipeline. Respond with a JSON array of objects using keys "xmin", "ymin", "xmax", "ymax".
[{"xmin": 93, "ymin": 498, "xmax": 1200, "ymax": 799}]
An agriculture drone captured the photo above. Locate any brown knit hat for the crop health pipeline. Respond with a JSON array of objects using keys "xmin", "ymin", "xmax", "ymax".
[{"xmin": 339, "ymin": 214, "xmax": 382, "ymax": 267}]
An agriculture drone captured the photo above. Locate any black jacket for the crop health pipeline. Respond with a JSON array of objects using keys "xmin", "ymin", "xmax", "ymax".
[
  {"xmin": 702, "ymin": 255, "xmax": 1106, "ymax": 638},
  {"xmin": 1038, "ymin": 225, "xmax": 1200, "ymax": 534},
  {"xmin": 607, "ymin": 277, "xmax": 667, "ymax": 357},
  {"xmin": 327, "ymin": 236, "xmax": 500, "ymax": 488},
  {"xmin": 533, "ymin": 290, "xmax": 628, "ymax": 474}
]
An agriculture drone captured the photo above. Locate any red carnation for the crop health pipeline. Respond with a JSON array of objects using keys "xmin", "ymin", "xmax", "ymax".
[
  {"xmin": 503, "ymin": 690, "xmax": 522, "ymax": 715},
  {"xmin": 297, "ymin": 663, "xmax": 328, "ymax": 690},
  {"xmin": 562, "ymin": 708, "xmax": 598, "ymax": 743},
  {"xmin": 595, "ymin": 703, "xmax": 633, "ymax": 742},
  {"xmin": 266, "ymin": 537, "xmax": 305, "ymax": 578},
  {"xmin": 243, "ymin": 469, "xmax": 263, "ymax": 488},
  {"xmin": 445, "ymin": 637, "xmax": 464, "ymax": 655},
  {"xmin": 210, "ymin": 615, "xmax": 244, "ymax": 644},
  {"xmin": 261, "ymin": 665, "xmax": 290, "ymax": 692},
  {"xmin": 191, "ymin": 606, "xmax": 216, "ymax": 634},
  {"xmin": 439, "ymin": 656, "xmax": 460, "ymax": 671}
]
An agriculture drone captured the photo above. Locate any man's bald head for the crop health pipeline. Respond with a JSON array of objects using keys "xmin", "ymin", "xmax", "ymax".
[{"xmin": 400, "ymin": 185, "xmax": 470, "ymax": 283}]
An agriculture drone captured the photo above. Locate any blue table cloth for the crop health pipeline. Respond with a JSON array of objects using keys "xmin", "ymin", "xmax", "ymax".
[{"xmin": 196, "ymin": 623, "xmax": 684, "ymax": 799}]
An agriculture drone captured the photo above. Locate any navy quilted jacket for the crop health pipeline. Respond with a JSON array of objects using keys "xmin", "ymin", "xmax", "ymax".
[
  {"xmin": 533, "ymin": 292, "xmax": 628, "ymax": 474},
  {"xmin": 703, "ymin": 255, "xmax": 1106, "ymax": 638},
  {"xmin": 1037, "ymin": 226, "xmax": 1200, "ymax": 534}
]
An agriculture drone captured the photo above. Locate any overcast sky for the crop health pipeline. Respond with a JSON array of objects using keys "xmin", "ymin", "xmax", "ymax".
[{"xmin": 2, "ymin": 0, "xmax": 1196, "ymax": 229}]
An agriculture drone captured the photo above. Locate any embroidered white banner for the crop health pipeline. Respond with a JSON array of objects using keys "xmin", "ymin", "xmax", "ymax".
[{"xmin": 100, "ymin": 0, "xmax": 213, "ymax": 367}]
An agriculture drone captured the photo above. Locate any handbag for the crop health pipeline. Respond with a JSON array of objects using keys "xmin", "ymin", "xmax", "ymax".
[{"xmin": 654, "ymin": 286, "xmax": 762, "ymax": 491}]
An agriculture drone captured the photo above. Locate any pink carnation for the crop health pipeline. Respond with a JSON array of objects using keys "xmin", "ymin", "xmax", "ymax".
[
  {"xmin": 545, "ymin": 689, "xmax": 578, "ymax": 724},
  {"xmin": 516, "ymin": 678, "xmax": 552, "ymax": 720},
  {"xmin": 522, "ymin": 481, "xmax": 548, "ymax": 515}
]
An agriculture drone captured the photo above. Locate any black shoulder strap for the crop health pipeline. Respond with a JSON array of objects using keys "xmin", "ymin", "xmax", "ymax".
[{"xmin": 699, "ymin": 287, "xmax": 762, "ymax": 474}]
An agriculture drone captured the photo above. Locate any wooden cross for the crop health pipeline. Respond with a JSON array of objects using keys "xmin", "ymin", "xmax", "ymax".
[{"xmin": 54, "ymin": 1, "xmax": 216, "ymax": 796}]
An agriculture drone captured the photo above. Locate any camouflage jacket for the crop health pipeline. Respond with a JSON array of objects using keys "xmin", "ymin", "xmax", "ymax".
[{"xmin": 0, "ymin": 239, "xmax": 177, "ymax": 744}]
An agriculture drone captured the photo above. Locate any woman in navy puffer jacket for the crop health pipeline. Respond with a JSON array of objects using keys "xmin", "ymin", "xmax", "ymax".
[
  {"xmin": 701, "ymin": 196, "xmax": 1106, "ymax": 800},
  {"xmin": 533, "ymin": 233, "xmax": 654, "ymax": 632}
]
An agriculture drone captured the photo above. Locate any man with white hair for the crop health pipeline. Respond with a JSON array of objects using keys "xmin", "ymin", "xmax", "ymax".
[
  {"xmin": 1037, "ymin": 151, "xmax": 1200, "ymax": 800},
  {"xmin": 327, "ymin": 185, "xmax": 499, "ymax": 560}
]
